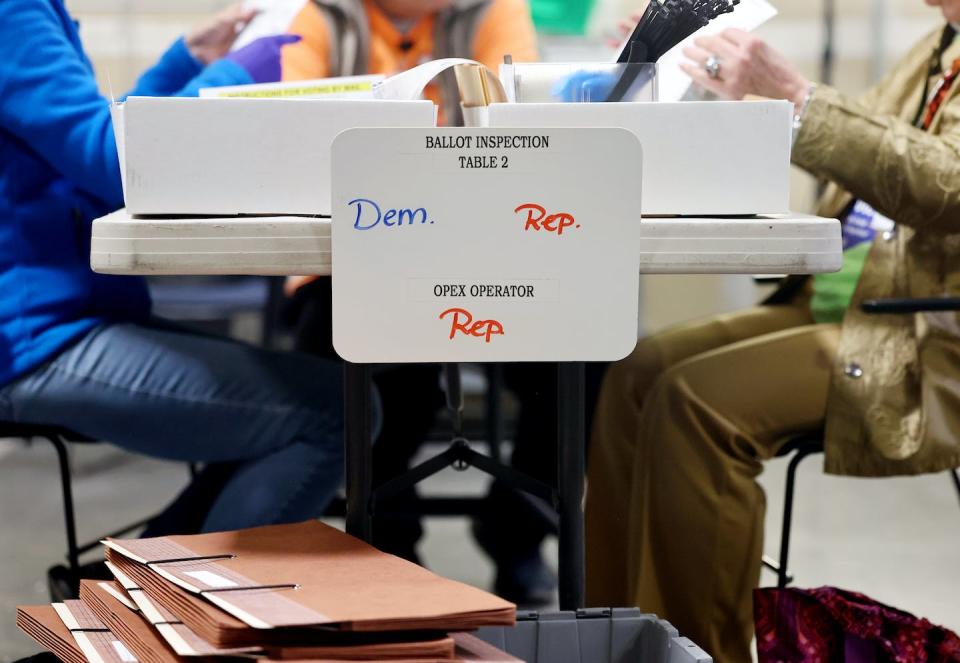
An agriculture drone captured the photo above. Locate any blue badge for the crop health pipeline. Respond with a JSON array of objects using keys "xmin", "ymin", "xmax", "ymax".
[{"xmin": 842, "ymin": 200, "xmax": 894, "ymax": 251}]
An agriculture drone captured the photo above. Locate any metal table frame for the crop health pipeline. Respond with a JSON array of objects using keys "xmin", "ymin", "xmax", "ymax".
[{"xmin": 344, "ymin": 360, "xmax": 587, "ymax": 610}]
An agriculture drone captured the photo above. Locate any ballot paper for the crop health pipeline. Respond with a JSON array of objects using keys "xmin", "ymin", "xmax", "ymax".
[
  {"xmin": 16, "ymin": 606, "xmax": 88, "ymax": 663},
  {"xmin": 233, "ymin": 0, "xmax": 307, "ymax": 50},
  {"xmin": 204, "ymin": 56, "xmax": 497, "ymax": 103},
  {"xmin": 103, "ymin": 521, "xmax": 515, "ymax": 635},
  {"xmin": 52, "ymin": 600, "xmax": 139, "ymax": 663},
  {"xmin": 372, "ymin": 58, "xmax": 505, "ymax": 103},
  {"xmin": 651, "ymin": 0, "xmax": 778, "ymax": 102},
  {"xmin": 199, "ymin": 74, "xmax": 384, "ymax": 99}
]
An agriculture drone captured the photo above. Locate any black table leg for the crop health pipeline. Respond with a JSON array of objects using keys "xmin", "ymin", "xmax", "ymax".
[
  {"xmin": 484, "ymin": 364, "xmax": 505, "ymax": 463},
  {"xmin": 345, "ymin": 361, "xmax": 374, "ymax": 542},
  {"xmin": 557, "ymin": 361, "xmax": 586, "ymax": 610}
]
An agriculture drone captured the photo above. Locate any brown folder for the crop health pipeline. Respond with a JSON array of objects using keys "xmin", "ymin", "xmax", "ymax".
[
  {"xmin": 103, "ymin": 520, "xmax": 514, "ymax": 634},
  {"xmin": 107, "ymin": 550, "xmax": 257, "ymax": 648},
  {"xmin": 100, "ymin": 565, "xmax": 458, "ymax": 661},
  {"xmin": 80, "ymin": 579, "xmax": 186, "ymax": 663},
  {"xmin": 16, "ymin": 605, "xmax": 86, "ymax": 663},
  {"xmin": 108, "ymin": 551, "xmax": 489, "ymax": 660},
  {"xmin": 44, "ymin": 599, "xmax": 140, "ymax": 663},
  {"xmin": 105, "ymin": 561, "xmax": 261, "ymax": 656}
]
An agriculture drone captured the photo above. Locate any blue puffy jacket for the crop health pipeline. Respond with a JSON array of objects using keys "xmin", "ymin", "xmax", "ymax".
[{"xmin": 0, "ymin": 0, "xmax": 252, "ymax": 387}]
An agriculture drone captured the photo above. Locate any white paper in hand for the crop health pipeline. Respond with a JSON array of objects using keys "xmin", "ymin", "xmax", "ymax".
[
  {"xmin": 373, "ymin": 58, "xmax": 485, "ymax": 100},
  {"xmin": 233, "ymin": 0, "xmax": 306, "ymax": 50},
  {"xmin": 652, "ymin": 0, "xmax": 778, "ymax": 102}
]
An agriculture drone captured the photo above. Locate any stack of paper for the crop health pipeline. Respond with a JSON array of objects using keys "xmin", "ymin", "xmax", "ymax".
[
  {"xmin": 16, "ymin": 606, "xmax": 89, "ymax": 663},
  {"xmin": 17, "ymin": 600, "xmax": 141, "ymax": 663},
  {"xmin": 78, "ymin": 581, "xmax": 180, "ymax": 663},
  {"xmin": 17, "ymin": 520, "xmax": 520, "ymax": 663}
]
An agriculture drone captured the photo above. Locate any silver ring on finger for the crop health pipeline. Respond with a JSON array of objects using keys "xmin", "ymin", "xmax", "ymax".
[{"xmin": 704, "ymin": 54, "xmax": 722, "ymax": 80}]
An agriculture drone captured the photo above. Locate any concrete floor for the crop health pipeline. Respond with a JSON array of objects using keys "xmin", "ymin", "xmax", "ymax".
[{"xmin": 1, "ymin": 437, "xmax": 958, "ymax": 662}]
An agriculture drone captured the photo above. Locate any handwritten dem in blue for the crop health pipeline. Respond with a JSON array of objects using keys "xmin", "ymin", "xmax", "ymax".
[{"xmin": 349, "ymin": 198, "xmax": 433, "ymax": 230}]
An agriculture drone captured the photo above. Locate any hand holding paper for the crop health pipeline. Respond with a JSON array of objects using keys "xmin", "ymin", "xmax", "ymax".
[
  {"xmin": 680, "ymin": 28, "xmax": 812, "ymax": 110},
  {"xmin": 643, "ymin": 0, "xmax": 779, "ymax": 101},
  {"xmin": 186, "ymin": 3, "xmax": 259, "ymax": 64}
]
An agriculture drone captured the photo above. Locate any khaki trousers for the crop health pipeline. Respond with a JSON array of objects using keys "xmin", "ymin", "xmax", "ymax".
[{"xmin": 585, "ymin": 304, "xmax": 840, "ymax": 663}]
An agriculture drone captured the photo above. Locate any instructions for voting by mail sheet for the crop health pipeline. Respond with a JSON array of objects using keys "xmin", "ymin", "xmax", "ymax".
[{"xmin": 331, "ymin": 127, "xmax": 643, "ymax": 363}]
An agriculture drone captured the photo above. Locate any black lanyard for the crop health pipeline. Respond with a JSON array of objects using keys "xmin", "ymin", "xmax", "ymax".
[{"xmin": 912, "ymin": 24, "xmax": 958, "ymax": 127}]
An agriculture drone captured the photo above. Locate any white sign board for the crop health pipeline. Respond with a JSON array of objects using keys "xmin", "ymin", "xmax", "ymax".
[{"xmin": 331, "ymin": 128, "xmax": 643, "ymax": 363}]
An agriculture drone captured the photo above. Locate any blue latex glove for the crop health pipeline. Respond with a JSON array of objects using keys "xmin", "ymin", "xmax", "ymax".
[
  {"xmin": 552, "ymin": 70, "xmax": 618, "ymax": 103},
  {"xmin": 225, "ymin": 34, "xmax": 302, "ymax": 84}
]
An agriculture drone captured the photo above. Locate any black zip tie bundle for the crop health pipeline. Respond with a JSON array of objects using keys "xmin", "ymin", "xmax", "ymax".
[
  {"xmin": 617, "ymin": 0, "xmax": 740, "ymax": 64},
  {"xmin": 606, "ymin": 0, "xmax": 740, "ymax": 102}
]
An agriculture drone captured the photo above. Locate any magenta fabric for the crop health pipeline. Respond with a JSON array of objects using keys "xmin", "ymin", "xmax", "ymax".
[{"xmin": 755, "ymin": 587, "xmax": 960, "ymax": 663}]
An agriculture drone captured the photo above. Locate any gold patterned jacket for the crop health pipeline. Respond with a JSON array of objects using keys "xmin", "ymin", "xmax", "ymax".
[{"xmin": 791, "ymin": 26, "xmax": 960, "ymax": 476}]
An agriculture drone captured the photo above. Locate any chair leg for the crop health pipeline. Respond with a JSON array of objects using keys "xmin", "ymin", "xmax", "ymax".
[
  {"xmin": 777, "ymin": 448, "xmax": 818, "ymax": 588},
  {"xmin": 47, "ymin": 435, "xmax": 81, "ymax": 577}
]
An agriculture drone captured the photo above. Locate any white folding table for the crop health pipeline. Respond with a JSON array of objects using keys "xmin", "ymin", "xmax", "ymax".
[
  {"xmin": 91, "ymin": 209, "xmax": 840, "ymax": 277},
  {"xmin": 90, "ymin": 207, "xmax": 841, "ymax": 609}
]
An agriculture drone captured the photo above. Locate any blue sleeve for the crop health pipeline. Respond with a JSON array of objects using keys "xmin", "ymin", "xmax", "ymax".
[
  {"xmin": 123, "ymin": 38, "xmax": 255, "ymax": 98},
  {"xmin": 174, "ymin": 59, "xmax": 255, "ymax": 97},
  {"xmin": 0, "ymin": 1, "xmax": 254, "ymax": 209},
  {"xmin": 0, "ymin": 0, "xmax": 127, "ymax": 206},
  {"xmin": 125, "ymin": 37, "xmax": 204, "ymax": 98}
]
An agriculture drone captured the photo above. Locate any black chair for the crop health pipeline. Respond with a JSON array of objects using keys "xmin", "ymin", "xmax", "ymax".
[
  {"xmin": 761, "ymin": 433, "xmax": 827, "ymax": 588},
  {"xmin": 1, "ymin": 422, "xmax": 163, "ymax": 600},
  {"xmin": 763, "ymin": 296, "xmax": 960, "ymax": 588}
]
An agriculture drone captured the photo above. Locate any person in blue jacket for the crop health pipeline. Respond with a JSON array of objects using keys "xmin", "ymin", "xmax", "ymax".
[{"xmin": 0, "ymin": 0, "xmax": 347, "ymax": 535}]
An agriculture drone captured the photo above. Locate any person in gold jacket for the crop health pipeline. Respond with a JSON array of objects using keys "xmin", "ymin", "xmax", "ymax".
[{"xmin": 586, "ymin": 1, "xmax": 960, "ymax": 660}]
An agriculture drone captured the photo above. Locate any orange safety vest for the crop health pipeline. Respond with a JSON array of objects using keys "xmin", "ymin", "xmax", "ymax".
[{"xmin": 281, "ymin": 0, "xmax": 538, "ymax": 125}]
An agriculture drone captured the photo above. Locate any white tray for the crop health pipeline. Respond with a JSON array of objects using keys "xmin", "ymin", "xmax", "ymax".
[
  {"xmin": 91, "ymin": 209, "xmax": 840, "ymax": 276},
  {"xmin": 488, "ymin": 101, "xmax": 793, "ymax": 216}
]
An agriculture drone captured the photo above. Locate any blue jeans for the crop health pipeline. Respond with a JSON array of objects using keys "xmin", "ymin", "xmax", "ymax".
[{"xmin": 0, "ymin": 320, "xmax": 347, "ymax": 533}]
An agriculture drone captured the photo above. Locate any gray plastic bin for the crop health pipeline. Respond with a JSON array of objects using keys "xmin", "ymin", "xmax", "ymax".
[{"xmin": 474, "ymin": 609, "xmax": 712, "ymax": 663}]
